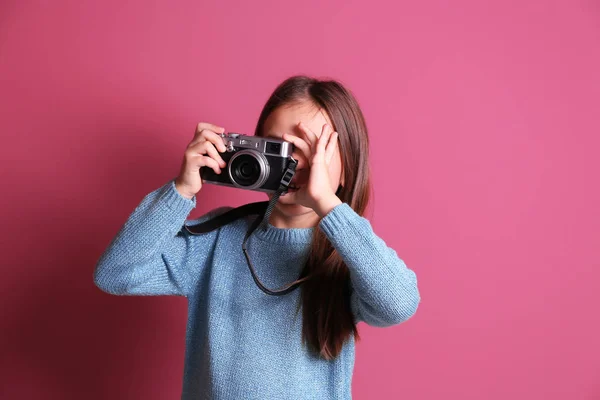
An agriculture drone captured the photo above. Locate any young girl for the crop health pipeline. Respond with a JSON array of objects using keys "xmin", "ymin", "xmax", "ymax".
[{"xmin": 94, "ymin": 75, "xmax": 420, "ymax": 399}]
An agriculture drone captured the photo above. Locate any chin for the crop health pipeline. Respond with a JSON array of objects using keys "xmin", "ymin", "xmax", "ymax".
[
  {"xmin": 267, "ymin": 193, "xmax": 314, "ymax": 217},
  {"xmin": 275, "ymin": 202, "xmax": 313, "ymax": 217}
]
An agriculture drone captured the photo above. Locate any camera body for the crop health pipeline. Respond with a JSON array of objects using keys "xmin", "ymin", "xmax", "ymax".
[{"xmin": 200, "ymin": 132, "xmax": 295, "ymax": 193}]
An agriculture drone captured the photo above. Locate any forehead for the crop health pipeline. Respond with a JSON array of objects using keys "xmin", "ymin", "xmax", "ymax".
[{"xmin": 263, "ymin": 101, "xmax": 333, "ymax": 138}]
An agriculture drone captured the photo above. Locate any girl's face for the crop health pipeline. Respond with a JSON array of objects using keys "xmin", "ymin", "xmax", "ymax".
[{"xmin": 262, "ymin": 101, "xmax": 344, "ymax": 218}]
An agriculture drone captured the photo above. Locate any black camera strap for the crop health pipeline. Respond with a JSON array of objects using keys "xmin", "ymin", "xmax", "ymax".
[{"xmin": 183, "ymin": 158, "xmax": 313, "ymax": 296}]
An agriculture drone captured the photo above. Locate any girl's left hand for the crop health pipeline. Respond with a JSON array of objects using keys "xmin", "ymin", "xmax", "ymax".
[{"xmin": 282, "ymin": 121, "xmax": 342, "ymax": 218}]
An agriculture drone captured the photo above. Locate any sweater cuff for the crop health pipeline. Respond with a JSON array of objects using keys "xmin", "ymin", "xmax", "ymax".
[
  {"xmin": 318, "ymin": 202, "xmax": 360, "ymax": 238},
  {"xmin": 157, "ymin": 179, "xmax": 197, "ymax": 214}
]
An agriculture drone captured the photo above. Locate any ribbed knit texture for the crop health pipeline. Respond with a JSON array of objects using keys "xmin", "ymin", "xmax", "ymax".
[{"xmin": 94, "ymin": 179, "xmax": 420, "ymax": 400}]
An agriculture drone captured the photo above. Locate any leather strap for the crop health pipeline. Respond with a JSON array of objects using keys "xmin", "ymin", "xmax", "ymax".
[
  {"xmin": 183, "ymin": 201, "xmax": 269, "ymax": 235},
  {"xmin": 182, "ymin": 158, "xmax": 312, "ymax": 296}
]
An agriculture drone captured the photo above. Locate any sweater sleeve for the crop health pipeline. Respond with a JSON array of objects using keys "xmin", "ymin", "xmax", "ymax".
[
  {"xmin": 93, "ymin": 179, "xmax": 225, "ymax": 297},
  {"xmin": 319, "ymin": 202, "xmax": 420, "ymax": 327}
]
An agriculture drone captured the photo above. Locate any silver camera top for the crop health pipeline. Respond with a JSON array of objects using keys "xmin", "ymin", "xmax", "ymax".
[{"xmin": 219, "ymin": 132, "xmax": 294, "ymax": 158}]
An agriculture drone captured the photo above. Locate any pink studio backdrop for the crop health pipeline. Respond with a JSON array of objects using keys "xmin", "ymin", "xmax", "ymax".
[{"xmin": 1, "ymin": 1, "xmax": 599, "ymax": 399}]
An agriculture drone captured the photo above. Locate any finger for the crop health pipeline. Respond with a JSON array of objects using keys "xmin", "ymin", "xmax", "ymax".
[
  {"xmin": 313, "ymin": 124, "xmax": 332, "ymax": 164},
  {"xmin": 316, "ymin": 124, "xmax": 332, "ymax": 157},
  {"xmin": 196, "ymin": 122, "xmax": 225, "ymax": 135},
  {"xmin": 324, "ymin": 131, "xmax": 339, "ymax": 164},
  {"xmin": 188, "ymin": 141, "xmax": 226, "ymax": 168},
  {"xmin": 204, "ymin": 131, "xmax": 228, "ymax": 153},
  {"xmin": 192, "ymin": 122, "xmax": 225, "ymax": 145},
  {"xmin": 196, "ymin": 154, "xmax": 222, "ymax": 174},
  {"xmin": 283, "ymin": 133, "xmax": 313, "ymax": 162},
  {"xmin": 191, "ymin": 129, "xmax": 227, "ymax": 152},
  {"xmin": 201, "ymin": 141, "xmax": 227, "ymax": 168},
  {"xmin": 297, "ymin": 122, "xmax": 318, "ymax": 151}
]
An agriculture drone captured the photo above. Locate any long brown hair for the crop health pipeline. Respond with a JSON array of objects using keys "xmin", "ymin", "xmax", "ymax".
[{"xmin": 254, "ymin": 75, "xmax": 371, "ymax": 360}]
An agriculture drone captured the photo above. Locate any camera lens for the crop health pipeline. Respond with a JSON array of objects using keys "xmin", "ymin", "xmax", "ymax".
[
  {"xmin": 229, "ymin": 150, "xmax": 269, "ymax": 189},
  {"xmin": 234, "ymin": 157, "xmax": 259, "ymax": 184},
  {"xmin": 240, "ymin": 163, "xmax": 254, "ymax": 177}
]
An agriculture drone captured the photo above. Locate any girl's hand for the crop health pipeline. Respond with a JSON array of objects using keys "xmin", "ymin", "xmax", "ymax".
[
  {"xmin": 175, "ymin": 122, "xmax": 228, "ymax": 199},
  {"xmin": 282, "ymin": 121, "xmax": 342, "ymax": 217}
]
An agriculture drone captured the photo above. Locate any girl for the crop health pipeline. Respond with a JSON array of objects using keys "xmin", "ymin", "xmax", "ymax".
[{"xmin": 94, "ymin": 75, "xmax": 420, "ymax": 399}]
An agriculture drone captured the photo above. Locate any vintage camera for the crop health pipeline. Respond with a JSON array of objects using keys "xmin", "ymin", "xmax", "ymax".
[{"xmin": 200, "ymin": 132, "xmax": 296, "ymax": 193}]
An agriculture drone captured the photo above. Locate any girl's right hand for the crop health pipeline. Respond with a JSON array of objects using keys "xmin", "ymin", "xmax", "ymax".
[{"xmin": 175, "ymin": 122, "xmax": 228, "ymax": 199}]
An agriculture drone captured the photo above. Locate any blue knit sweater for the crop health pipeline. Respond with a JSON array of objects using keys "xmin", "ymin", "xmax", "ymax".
[{"xmin": 93, "ymin": 179, "xmax": 420, "ymax": 399}]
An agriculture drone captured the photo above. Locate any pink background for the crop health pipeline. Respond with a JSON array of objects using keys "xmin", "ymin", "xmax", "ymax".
[{"xmin": 1, "ymin": 1, "xmax": 599, "ymax": 399}]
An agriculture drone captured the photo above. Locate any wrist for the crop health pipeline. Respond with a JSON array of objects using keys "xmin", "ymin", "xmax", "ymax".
[
  {"xmin": 314, "ymin": 194, "xmax": 342, "ymax": 218},
  {"xmin": 174, "ymin": 180, "xmax": 195, "ymax": 200}
]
